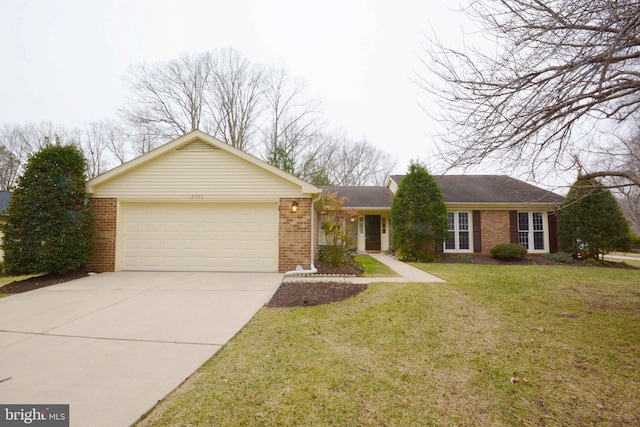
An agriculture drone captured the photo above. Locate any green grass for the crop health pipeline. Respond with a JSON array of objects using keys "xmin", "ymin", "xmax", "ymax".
[
  {"xmin": 137, "ymin": 264, "xmax": 640, "ymax": 426},
  {"xmin": 355, "ymin": 254, "xmax": 399, "ymax": 277}
]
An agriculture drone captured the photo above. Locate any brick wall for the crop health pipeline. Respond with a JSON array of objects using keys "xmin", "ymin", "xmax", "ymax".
[
  {"xmin": 480, "ymin": 210, "xmax": 510, "ymax": 254},
  {"xmin": 279, "ymin": 198, "xmax": 312, "ymax": 273},
  {"xmin": 86, "ymin": 198, "xmax": 117, "ymax": 272}
]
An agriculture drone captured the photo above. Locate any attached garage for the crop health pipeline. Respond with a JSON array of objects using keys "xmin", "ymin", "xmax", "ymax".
[
  {"xmin": 121, "ymin": 202, "xmax": 278, "ymax": 272},
  {"xmin": 85, "ymin": 130, "xmax": 320, "ymax": 273}
]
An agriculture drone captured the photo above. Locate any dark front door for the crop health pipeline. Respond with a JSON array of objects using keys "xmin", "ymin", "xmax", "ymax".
[{"xmin": 365, "ymin": 215, "xmax": 381, "ymax": 251}]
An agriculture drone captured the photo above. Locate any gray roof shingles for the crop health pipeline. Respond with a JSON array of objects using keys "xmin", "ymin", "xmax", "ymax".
[
  {"xmin": 322, "ymin": 186, "xmax": 393, "ymax": 208},
  {"xmin": 326, "ymin": 175, "xmax": 564, "ymax": 208},
  {"xmin": 390, "ymin": 175, "xmax": 565, "ymax": 204}
]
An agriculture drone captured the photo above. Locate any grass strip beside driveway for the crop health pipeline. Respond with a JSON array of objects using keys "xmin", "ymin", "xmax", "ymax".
[{"xmin": 137, "ymin": 265, "xmax": 640, "ymax": 426}]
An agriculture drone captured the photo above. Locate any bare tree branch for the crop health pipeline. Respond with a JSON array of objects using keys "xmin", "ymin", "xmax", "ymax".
[
  {"xmin": 579, "ymin": 169, "xmax": 640, "ymax": 187},
  {"xmin": 208, "ymin": 48, "xmax": 266, "ymax": 151},
  {"xmin": 260, "ymin": 67, "xmax": 325, "ymax": 175},
  {"xmin": 420, "ymin": 0, "xmax": 640, "ymax": 185},
  {"xmin": 121, "ymin": 52, "xmax": 215, "ymax": 148}
]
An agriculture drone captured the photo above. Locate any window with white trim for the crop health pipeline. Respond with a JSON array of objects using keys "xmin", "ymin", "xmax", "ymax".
[
  {"xmin": 444, "ymin": 211, "xmax": 472, "ymax": 252},
  {"xmin": 518, "ymin": 212, "xmax": 546, "ymax": 251}
]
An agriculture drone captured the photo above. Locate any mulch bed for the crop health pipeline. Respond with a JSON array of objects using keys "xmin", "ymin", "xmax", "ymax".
[
  {"xmin": 266, "ymin": 260, "xmax": 366, "ymax": 308},
  {"xmin": 313, "ymin": 260, "xmax": 363, "ymax": 276},
  {"xmin": 267, "ymin": 282, "xmax": 368, "ymax": 308},
  {"xmin": 0, "ymin": 270, "xmax": 91, "ymax": 294}
]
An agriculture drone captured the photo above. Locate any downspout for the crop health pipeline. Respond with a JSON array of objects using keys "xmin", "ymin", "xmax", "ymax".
[{"xmin": 284, "ymin": 193, "xmax": 322, "ymax": 276}]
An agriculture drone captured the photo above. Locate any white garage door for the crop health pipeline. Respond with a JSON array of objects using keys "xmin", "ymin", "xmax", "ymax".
[{"xmin": 122, "ymin": 202, "xmax": 278, "ymax": 272}]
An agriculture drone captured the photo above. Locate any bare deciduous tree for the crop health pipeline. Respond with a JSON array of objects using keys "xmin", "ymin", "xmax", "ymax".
[
  {"xmin": 121, "ymin": 52, "xmax": 213, "ymax": 142},
  {"xmin": 261, "ymin": 68, "xmax": 324, "ymax": 175},
  {"xmin": 305, "ymin": 132, "xmax": 396, "ymax": 186},
  {"xmin": 121, "ymin": 48, "xmax": 266, "ymax": 152},
  {"xmin": 20, "ymin": 121, "xmax": 69, "ymax": 153},
  {"xmin": 618, "ymin": 186, "xmax": 640, "ymax": 234},
  {"xmin": 596, "ymin": 127, "xmax": 640, "ymax": 233},
  {"xmin": 0, "ymin": 124, "xmax": 29, "ymax": 190},
  {"xmin": 74, "ymin": 126, "xmax": 104, "ymax": 179},
  {"xmin": 76, "ymin": 120, "xmax": 129, "ymax": 178},
  {"xmin": 0, "ymin": 122, "xmax": 70, "ymax": 189},
  {"xmin": 420, "ymin": 0, "xmax": 640, "ymax": 186},
  {"xmin": 208, "ymin": 48, "xmax": 266, "ymax": 151},
  {"xmin": 0, "ymin": 145, "xmax": 19, "ymax": 190},
  {"xmin": 101, "ymin": 119, "xmax": 130, "ymax": 165}
]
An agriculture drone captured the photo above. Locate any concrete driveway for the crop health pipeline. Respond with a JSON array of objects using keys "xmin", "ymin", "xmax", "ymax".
[{"xmin": 0, "ymin": 271, "xmax": 282, "ymax": 427}]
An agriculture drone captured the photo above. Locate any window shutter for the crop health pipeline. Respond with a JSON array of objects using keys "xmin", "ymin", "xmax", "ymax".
[
  {"xmin": 509, "ymin": 210, "xmax": 518, "ymax": 244},
  {"xmin": 473, "ymin": 210, "xmax": 482, "ymax": 253},
  {"xmin": 548, "ymin": 212, "xmax": 558, "ymax": 253}
]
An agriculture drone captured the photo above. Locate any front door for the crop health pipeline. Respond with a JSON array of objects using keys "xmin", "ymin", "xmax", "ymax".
[{"xmin": 365, "ymin": 215, "xmax": 381, "ymax": 251}]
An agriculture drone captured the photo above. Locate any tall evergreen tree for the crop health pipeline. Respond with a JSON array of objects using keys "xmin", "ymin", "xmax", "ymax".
[
  {"xmin": 559, "ymin": 179, "xmax": 631, "ymax": 259},
  {"xmin": 0, "ymin": 139, "xmax": 94, "ymax": 274},
  {"xmin": 390, "ymin": 163, "xmax": 448, "ymax": 261}
]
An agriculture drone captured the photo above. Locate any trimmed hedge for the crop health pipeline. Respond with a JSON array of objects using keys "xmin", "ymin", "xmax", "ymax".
[{"xmin": 491, "ymin": 243, "xmax": 527, "ymax": 260}]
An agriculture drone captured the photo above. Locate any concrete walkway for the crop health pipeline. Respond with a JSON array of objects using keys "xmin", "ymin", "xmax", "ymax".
[
  {"xmin": 283, "ymin": 253, "xmax": 445, "ymax": 283},
  {"xmin": 0, "ymin": 272, "xmax": 282, "ymax": 427},
  {"xmin": 605, "ymin": 254, "xmax": 640, "ymax": 261}
]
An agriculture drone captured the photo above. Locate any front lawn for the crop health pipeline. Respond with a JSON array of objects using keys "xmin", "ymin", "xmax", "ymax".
[
  {"xmin": 137, "ymin": 264, "xmax": 640, "ymax": 426},
  {"xmin": 355, "ymin": 254, "xmax": 399, "ymax": 277}
]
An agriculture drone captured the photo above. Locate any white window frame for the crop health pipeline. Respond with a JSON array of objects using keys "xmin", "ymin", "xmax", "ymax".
[
  {"xmin": 444, "ymin": 211, "xmax": 473, "ymax": 253},
  {"xmin": 517, "ymin": 211, "xmax": 548, "ymax": 253}
]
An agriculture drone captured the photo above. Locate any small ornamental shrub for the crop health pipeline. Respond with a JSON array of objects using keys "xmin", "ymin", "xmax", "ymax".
[
  {"xmin": 543, "ymin": 252, "xmax": 574, "ymax": 264},
  {"xmin": 320, "ymin": 192, "xmax": 357, "ymax": 266},
  {"xmin": 491, "ymin": 243, "xmax": 527, "ymax": 260}
]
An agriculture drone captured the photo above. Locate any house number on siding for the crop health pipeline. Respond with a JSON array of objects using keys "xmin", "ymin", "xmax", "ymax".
[{"xmin": 191, "ymin": 194, "xmax": 204, "ymax": 199}]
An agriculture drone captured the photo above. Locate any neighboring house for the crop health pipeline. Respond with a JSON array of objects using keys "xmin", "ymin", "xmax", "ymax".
[
  {"xmin": 322, "ymin": 175, "xmax": 565, "ymax": 255},
  {"xmin": 85, "ymin": 130, "xmax": 565, "ymax": 272},
  {"xmin": 0, "ymin": 190, "xmax": 12, "ymax": 262},
  {"xmin": 85, "ymin": 130, "xmax": 320, "ymax": 273}
]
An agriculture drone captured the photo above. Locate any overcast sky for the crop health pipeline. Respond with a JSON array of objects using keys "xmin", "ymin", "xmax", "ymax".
[{"xmin": 1, "ymin": 0, "xmax": 476, "ymax": 176}]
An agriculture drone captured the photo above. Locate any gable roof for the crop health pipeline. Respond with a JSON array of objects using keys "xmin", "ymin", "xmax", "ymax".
[
  {"xmin": 0, "ymin": 191, "xmax": 11, "ymax": 213},
  {"xmin": 86, "ymin": 130, "xmax": 320, "ymax": 195},
  {"xmin": 389, "ymin": 175, "xmax": 564, "ymax": 204},
  {"xmin": 322, "ymin": 186, "xmax": 393, "ymax": 208}
]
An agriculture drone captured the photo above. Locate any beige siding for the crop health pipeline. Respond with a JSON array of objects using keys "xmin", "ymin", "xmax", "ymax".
[
  {"xmin": 93, "ymin": 142, "xmax": 303, "ymax": 200},
  {"xmin": 0, "ymin": 227, "xmax": 4, "ymax": 262}
]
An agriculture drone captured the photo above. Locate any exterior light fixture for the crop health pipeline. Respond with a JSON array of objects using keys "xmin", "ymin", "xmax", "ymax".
[{"xmin": 291, "ymin": 201, "xmax": 298, "ymax": 213}]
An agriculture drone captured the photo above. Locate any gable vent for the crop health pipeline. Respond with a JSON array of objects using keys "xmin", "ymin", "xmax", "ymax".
[{"xmin": 177, "ymin": 141, "xmax": 220, "ymax": 151}]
